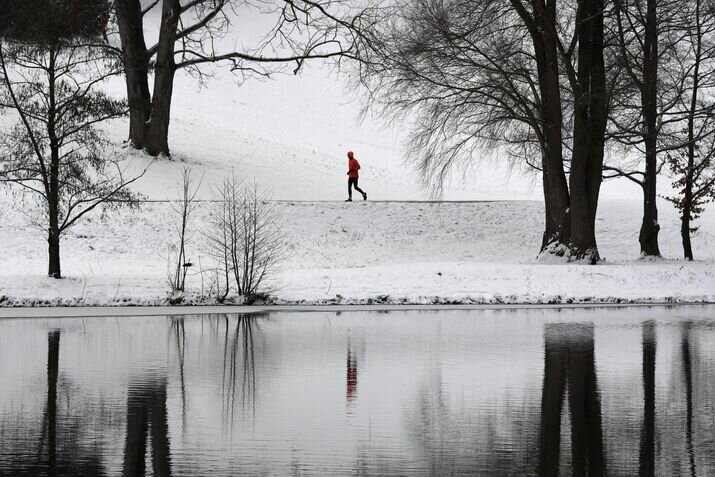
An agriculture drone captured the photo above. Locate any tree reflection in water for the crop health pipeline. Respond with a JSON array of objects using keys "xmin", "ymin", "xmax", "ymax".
[
  {"xmin": 640, "ymin": 320, "xmax": 656, "ymax": 477},
  {"xmin": 681, "ymin": 321, "xmax": 696, "ymax": 477},
  {"xmin": 122, "ymin": 376, "xmax": 171, "ymax": 477},
  {"xmin": 5, "ymin": 312, "xmax": 715, "ymax": 476},
  {"xmin": 170, "ymin": 317, "xmax": 187, "ymax": 434},
  {"xmin": 539, "ymin": 323, "xmax": 604, "ymax": 477},
  {"xmin": 3, "ymin": 330, "xmax": 107, "ymax": 476},
  {"xmin": 219, "ymin": 314, "xmax": 264, "ymax": 429},
  {"xmin": 46, "ymin": 330, "xmax": 59, "ymax": 474}
]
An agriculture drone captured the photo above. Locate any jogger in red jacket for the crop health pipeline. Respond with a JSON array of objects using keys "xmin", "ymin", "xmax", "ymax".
[{"xmin": 346, "ymin": 151, "xmax": 367, "ymax": 201}]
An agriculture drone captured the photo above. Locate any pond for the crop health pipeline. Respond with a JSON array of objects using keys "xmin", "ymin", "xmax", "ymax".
[{"xmin": 0, "ymin": 306, "xmax": 713, "ymax": 476}]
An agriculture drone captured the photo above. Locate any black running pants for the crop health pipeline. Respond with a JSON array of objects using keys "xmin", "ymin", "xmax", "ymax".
[{"xmin": 348, "ymin": 178, "xmax": 364, "ymax": 198}]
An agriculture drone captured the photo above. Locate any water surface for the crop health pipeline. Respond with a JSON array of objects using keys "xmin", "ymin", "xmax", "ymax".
[{"xmin": 0, "ymin": 306, "xmax": 714, "ymax": 476}]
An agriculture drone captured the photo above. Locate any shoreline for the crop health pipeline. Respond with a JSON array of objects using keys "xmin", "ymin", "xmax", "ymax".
[{"xmin": 0, "ymin": 301, "xmax": 712, "ymax": 319}]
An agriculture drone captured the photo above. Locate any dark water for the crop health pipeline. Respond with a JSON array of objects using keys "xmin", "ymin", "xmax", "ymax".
[{"xmin": 0, "ymin": 306, "xmax": 714, "ymax": 476}]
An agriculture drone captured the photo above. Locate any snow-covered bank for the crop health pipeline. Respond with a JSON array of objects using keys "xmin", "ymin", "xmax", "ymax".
[{"xmin": 1, "ymin": 199, "xmax": 713, "ymax": 306}]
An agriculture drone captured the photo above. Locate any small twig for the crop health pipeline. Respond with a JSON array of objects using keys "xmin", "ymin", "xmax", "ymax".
[{"xmin": 112, "ymin": 278, "xmax": 122, "ymax": 303}]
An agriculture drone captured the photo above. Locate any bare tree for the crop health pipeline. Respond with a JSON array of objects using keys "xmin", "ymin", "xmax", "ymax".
[
  {"xmin": 664, "ymin": 0, "xmax": 715, "ymax": 260},
  {"xmin": 358, "ymin": 0, "xmax": 608, "ymax": 262},
  {"xmin": 558, "ymin": 0, "xmax": 609, "ymax": 261},
  {"xmin": 206, "ymin": 175, "xmax": 286, "ymax": 303},
  {"xmin": 0, "ymin": 36, "xmax": 144, "ymax": 278},
  {"xmin": 168, "ymin": 167, "xmax": 202, "ymax": 299},
  {"xmin": 357, "ymin": 0, "xmax": 570, "ymax": 253},
  {"xmin": 238, "ymin": 182, "xmax": 285, "ymax": 299},
  {"xmin": 605, "ymin": 0, "xmax": 688, "ymax": 257},
  {"xmin": 113, "ymin": 0, "xmax": 378, "ymax": 156},
  {"xmin": 204, "ymin": 172, "xmax": 240, "ymax": 302}
]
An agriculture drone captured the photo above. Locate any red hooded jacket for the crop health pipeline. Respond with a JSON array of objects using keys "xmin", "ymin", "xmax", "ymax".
[{"xmin": 348, "ymin": 158, "xmax": 360, "ymax": 178}]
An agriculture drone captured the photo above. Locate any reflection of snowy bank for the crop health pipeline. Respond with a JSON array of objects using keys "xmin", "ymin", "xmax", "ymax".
[{"xmin": 0, "ymin": 200, "xmax": 713, "ymax": 306}]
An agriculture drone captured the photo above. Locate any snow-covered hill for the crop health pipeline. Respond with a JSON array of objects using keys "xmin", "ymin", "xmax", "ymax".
[
  {"xmin": 0, "ymin": 12, "xmax": 712, "ymax": 305},
  {"xmin": 0, "ymin": 195, "xmax": 713, "ymax": 305},
  {"xmin": 102, "ymin": 61, "xmax": 650, "ymax": 203}
]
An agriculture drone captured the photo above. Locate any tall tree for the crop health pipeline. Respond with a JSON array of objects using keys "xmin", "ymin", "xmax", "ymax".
[
  {"xmin": 511, "ymin": 0, "xmax": 572, "ymax": 253},
  {"xmin": 664, "ymin": 0, "xmax": 715, "ymax": 260},
  {"xmin": 358, "ymin": 0, "xmax": 609, "ymax": 262},
  {"xmin": 640, "ymin": 0, "xmax": 661, "ymax": 256},
  {"xmin": 559, "ymin": 0, "xmax": 609, "ymax": 260},
  {"xmin": 0, "ymin": 3, "xmax": 143, "ymax": 278},
  {"xmin": 607, "ymin": 0, "xmax": 685, "ymax": 257},
  {"xmin": 0, "ymin": 40, "xmax": 143, "ymax": 278},
  {"xmin": 113, "ymin": 0, "xmax": 374, "ymax": 156}
]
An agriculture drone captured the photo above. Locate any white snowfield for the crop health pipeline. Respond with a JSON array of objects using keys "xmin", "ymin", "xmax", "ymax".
[
  {"xmin": 0, "ymin": 196, "xmax": 713, "ymax": 306},
  {"xmin": 0, "ymin": 63, "xmax": 713, "ymax": 306}
]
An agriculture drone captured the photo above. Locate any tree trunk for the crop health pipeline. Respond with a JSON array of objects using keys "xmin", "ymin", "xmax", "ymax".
[
  {"xmin": 145, "ymin": 0, "xmax": 180, "ymax": 157},
  {"xmin": 569, "ymin": 0, "xmax": 607, "ymax": 263},
  {"xmin": 682, "ymin": 0, "xmax": 701, "ymax": 262},
  {"xmin": 682, "ymin": 208, "xmax": 694, "ymax": 260},
  {"xmin": 47, "ymin": 216, "xmax": 61, "ymax": 279},
  {"xmin": 145, "ymin": 64, "xmax": 175, "ymax": 156},
  {"xmin": 531, "ymin": 0, "xmax": 571, "ymax": 254},
  {"xmin": 639, "ymin": 0, "xmax": 661, "ymax": 257},
  {"xmin": 47, "ymin": 43, "xmax": 62, "ymax": 279},
  {"xmin": 115, "ymin": 0, "xmax": 151, "ymax": 149},
  {"xmin": 640, "ymin": 148, "xmax": 660, "ymax": 257}
]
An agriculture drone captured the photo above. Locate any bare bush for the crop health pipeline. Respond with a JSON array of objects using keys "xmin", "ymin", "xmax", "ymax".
[
  {"xmin": 204, "ymin": 173, "xmax": 240, "ymax": 303},
  {"xmin": 205, "ymin": 175, "xmax": 286, "ymax": 304}
]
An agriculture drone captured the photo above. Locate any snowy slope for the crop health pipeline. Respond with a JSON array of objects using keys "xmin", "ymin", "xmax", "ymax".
[
  {"xmin": 104, "ymin": 63, "xmax": 649, "ymax": 202},
  {"xmin": 88, "ymin": 5, "xmax": 648, "ymax": 202},
  {"xmin": 101, "ymin": 67, "xmax": 550, "ymax": 202},
  {"xmin": 0, "ymin": 195, "xmax": 713, "ymax": 305}
]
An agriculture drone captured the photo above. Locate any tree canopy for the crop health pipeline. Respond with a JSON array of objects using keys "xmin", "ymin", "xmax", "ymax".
[{"xmin": 0, "ymin": 0, "xmax": 110, "ymax": 43}]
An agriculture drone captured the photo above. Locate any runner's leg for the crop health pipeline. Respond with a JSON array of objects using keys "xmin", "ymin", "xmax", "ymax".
[
  {"xmin": 353, "ymin": 179, "xmax": 364, "ymax": 195},
  {"xmin": 353, "ymin": 179, "xmax": 366, "ymax": 199}
]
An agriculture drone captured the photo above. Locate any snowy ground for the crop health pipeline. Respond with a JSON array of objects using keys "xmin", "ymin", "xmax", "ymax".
[
  {"xmin": 1, "ymin": 27, "xmax": 712, "ymax": 306},
  {"xmin": 1, "ymin": 194, "xmax": 713, "ymax": 306}
]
